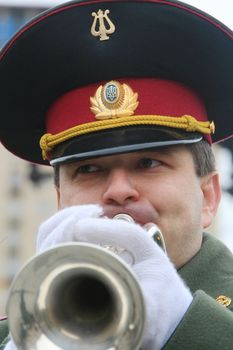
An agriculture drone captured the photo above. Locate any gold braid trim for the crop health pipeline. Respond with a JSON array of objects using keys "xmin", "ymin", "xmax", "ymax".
[{"xmin": 40, "ymin": 114, "xmax": 215, "ymax": 160}]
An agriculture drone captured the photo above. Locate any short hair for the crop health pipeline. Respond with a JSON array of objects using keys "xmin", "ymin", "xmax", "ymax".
[
  {"xmin": 52, "ymin": 139, "xmax": 216, "ymax": 188},
  {"xmin": 189, "ymin": 139, "xmax": 216, "ymax": 177}
]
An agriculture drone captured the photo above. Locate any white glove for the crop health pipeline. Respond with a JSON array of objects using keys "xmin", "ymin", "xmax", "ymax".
[
  {"xmin": 4, "ymin": 339, "xmax": 16, "ymax": 350},
  {"xmin": 36, "ymin": 204, "xmax": 103, "ymax": 253},
  {"xmin": 35, "ymin": 205, "xmax": 192, "ymax": 350}
]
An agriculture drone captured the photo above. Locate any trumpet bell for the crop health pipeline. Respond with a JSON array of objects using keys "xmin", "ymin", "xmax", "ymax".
[{"xmin": 7, "ymin": 243, "xmax": 145, "ymax": 350}]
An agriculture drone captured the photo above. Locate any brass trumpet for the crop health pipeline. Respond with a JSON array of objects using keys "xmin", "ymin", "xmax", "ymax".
[
  {"xmin": 7, "ymin": 214, "xmax": 165, "ymax": 349},
  {"xmin": 7, "ymin": 243, "xmax": 145, "ymax": 350}
]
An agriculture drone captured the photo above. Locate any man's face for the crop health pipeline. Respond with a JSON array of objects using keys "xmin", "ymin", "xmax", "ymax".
[{"xmin": 57, "ymin": 145, "xmax": 220, "ymax": 267}]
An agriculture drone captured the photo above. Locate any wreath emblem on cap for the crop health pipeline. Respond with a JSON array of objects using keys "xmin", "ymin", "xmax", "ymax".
[{"xmin": 90, "ymin": 81, "xmax": 139, "ymax": 119}]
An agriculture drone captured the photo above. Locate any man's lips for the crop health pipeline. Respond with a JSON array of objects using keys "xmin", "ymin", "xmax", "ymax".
[{"xmin": 103, "ymin": 204, "xmax": 158, "ymax": 226}]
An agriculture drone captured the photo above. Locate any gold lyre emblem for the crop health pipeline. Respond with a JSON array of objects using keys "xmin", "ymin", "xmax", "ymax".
[
  {"xmin": 91, "ymin": 9, "xmax": 115, "ymax": 41},
  {"xmin": 90, "ymin": 81, "xmax": 139, "ymax": 120}
]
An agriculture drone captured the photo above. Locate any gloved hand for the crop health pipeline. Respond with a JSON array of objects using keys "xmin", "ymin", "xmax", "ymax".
[
  {"xmin": 36, "ymin": 204, "xmax": 104, "ymax": 252},
  {"xmin": 7, "ymin": 205, "xmax": 193, "ymax": 350}
]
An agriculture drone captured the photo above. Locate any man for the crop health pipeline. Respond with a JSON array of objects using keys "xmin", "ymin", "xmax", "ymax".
[{"xmin": 0, "ymin": 0, "xmax": 233, "ymax": 349}]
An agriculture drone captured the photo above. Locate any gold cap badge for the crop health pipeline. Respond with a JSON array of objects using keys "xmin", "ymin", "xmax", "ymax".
[{"xmin": 90, "ymin": 81, "xmax": 139, "ymax": 120}]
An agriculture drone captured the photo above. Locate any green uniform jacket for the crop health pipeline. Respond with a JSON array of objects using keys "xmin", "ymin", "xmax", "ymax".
[{"xmin": 1, "ymin": 233, "xmax": 233, "ymax": 349}]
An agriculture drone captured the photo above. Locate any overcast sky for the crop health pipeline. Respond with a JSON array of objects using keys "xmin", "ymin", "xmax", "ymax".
[
  {"xmin": 182, "ymin": 0, "xmax": 233, "ymax": 29},
  {"xmin": 0, "ymin": 0, "xmax": 232, "ymax": 30}
]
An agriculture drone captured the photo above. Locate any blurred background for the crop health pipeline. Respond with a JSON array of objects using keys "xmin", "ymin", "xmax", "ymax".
[{"xmin": 0, "ymin": 0, "xmax": 233, "ymax": 314}]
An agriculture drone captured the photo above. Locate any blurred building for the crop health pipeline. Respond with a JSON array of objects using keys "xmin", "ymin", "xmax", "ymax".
[
  {"xmin": 212, "ymin": 146, "xmax": 233, "ymax": 252},
  {"xmin": 0, "ymin": 1, "xmax": 55, "ymax": 315},
  {"xmin": 0, "ymin": 145, "xmax": 57, "ymax": 314}
]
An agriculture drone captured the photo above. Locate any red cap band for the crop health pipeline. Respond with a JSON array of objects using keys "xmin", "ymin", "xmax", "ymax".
[{"xmin": 46, "ymin": 78, "xmax": 210, "ymax": 142}]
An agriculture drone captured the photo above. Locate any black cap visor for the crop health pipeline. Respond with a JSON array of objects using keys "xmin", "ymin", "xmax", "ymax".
[{"xmin": 50, "ymin": 126, "xmax": 202, "ymax": 165}]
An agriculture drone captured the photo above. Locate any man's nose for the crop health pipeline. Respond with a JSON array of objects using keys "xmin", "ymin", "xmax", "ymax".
[{"xmin": 103, "ymin": 169, "xmax": 140, "ymax": 205}]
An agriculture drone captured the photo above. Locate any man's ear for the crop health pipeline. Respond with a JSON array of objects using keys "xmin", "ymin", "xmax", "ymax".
[{"xmin": 201, "ymin": 172, "xmax": 221, "ymax": 229}]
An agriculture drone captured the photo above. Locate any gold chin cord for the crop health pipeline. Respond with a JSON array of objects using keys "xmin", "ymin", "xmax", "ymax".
[{"xmin": 6, "ymin": 215, "xmax": 165, "ymax": 350}]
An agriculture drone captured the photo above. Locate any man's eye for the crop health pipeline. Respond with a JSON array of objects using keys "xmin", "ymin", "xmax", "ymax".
[
  {"xmin": 138, "ymin": 158, "xmax": 161, "ymax": 169},
  {"xmin": 76, "ymin": 164, "xmax": 99, "ymax": 174}
]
